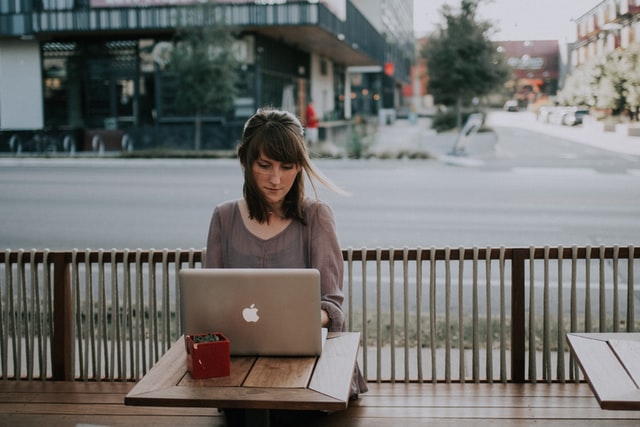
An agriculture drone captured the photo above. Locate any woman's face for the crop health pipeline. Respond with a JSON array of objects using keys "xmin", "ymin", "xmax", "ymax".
[{"xmin": 251, "ymin": 152, "xmax": 301, "ymax": 208}]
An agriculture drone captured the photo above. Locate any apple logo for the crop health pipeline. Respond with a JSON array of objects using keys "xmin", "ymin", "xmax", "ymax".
[{"xmin": 242, "ymin": 304, "xmax": 259, "ymax": 323}]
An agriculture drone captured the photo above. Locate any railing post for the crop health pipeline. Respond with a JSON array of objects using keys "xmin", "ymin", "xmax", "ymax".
[
  {"xmin": 511, "ymin": 248, "xmax": 526, "ymax": 383},
  {"xmin": 51, "ymin": 252, "xmax": 73, "ymax": 381}
]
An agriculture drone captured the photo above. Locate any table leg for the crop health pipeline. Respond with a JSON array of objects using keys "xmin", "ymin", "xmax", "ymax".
[
  {"xmin": 222, "ymin": 408, "xmax": 270, "ymax": 427},
  {"xmin": 225, "ymin": 407, "xmax": 330, "ymax": 426},
  {"xmin": 244, "ymin": 409, "xmax": 270, "ymax": 427}
]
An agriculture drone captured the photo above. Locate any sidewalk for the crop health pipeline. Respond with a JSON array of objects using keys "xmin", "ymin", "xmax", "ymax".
[
  {"xmin": 368, "ymin": 115, "xmax": 495, "ymax": 161},
  {"xmin": 366, "ymin": 116, "xmax": 437, "ymax": 157},
  {"xmin": 367, "ymin": 111, "xmax": 640, "ymax": 159},
  {"xmin": 486, "ymin": 111, "xmax": 640, "ymax": 157}
]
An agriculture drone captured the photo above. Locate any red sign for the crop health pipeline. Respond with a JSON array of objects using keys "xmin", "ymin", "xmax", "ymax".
[{"xmin": 384, "ymin": 62, "xmax": 394, "ymax": 76}]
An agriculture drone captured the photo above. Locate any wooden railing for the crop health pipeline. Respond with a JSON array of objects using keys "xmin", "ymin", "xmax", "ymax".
[{"xmin": 1, "ymin": 246, "xmax": 638, "ymax": 383}]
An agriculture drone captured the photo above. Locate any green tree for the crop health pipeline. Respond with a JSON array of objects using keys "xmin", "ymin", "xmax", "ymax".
[
  {"xmin": 421, "ymin": 0, "xmax": 510, "ymax": 128},
  {"xmin": 168, "ymin": 20, "xmax": 239, "ymax": 150}
]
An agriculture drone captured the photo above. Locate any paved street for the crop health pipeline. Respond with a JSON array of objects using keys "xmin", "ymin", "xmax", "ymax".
[{"xmin": 1, "ymin": 111, "xmax": 640, "ymax": 251}]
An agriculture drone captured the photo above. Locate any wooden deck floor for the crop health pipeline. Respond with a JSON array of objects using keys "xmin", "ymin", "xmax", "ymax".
[{"xmin": 1, "ymin": 381, "xmax": 639, "ymax": 426}]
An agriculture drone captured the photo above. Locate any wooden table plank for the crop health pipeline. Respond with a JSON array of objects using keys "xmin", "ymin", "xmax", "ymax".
[
  {"xmin": 309, "ymin": 332, "xmax": 360, "ymax": 403},
  {"xmin": 567, "ymin": 333, "xmax": 640, "ymax": 410},
  {"xmin": 244, "ymin": 356, "xmax": 316, "ymax": 388},
  {"xmin": 126, "ymin": 335, "xmax": 189, "ymax": 397},
  {"xmin": 180, "ymin": 357, "xmax": 256, "ymax": 387},
  {"xmin": 127, "ymin": 385, "xmax": 344, "ymax": 410},
  {"xmin": 609, "ymin": 338, "xmax": 640, "ymax": 386}
]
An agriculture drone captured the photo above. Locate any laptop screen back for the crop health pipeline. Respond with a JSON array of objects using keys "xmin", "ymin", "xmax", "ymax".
[{"xmin": 179, "ymin": 268, "xmax": 323, "ymax": 356}]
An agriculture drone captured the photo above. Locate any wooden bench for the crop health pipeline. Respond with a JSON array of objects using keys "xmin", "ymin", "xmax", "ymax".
[{"xmin": 3, "ymin": 381, "xmax": 640, "ymax": 426}]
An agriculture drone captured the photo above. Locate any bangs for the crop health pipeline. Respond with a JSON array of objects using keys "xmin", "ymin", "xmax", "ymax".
[{"xmin": 247, "ymin": 119, "xmax": 306, "ymax": 164}]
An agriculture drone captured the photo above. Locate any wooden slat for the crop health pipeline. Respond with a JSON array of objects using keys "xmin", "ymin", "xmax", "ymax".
[
  {"xmin": 334, "ymin": 383, "xmax": 640, "ymax": 425},
  {"xmin": 243, "ymin": 356, "xmax": 316, "ymax": 388},
  {"xmin": 567, "ymin": 333, "xmax": 640, "ymax": 410},
  {"xmin": 0, "ymin": 402, "xmax": 219, "ymax": 416},
  {"xmin": 0, "ymin": 380, "xmax": 135, "ymax": 394},
  {"xmin": 329, "ymin": 406, "xmax": 640, "ymax": 420},
  {"xmin": 128, "ymin": 385, "xmax": 345, "ymax": 410},
  {"xmin": 609, "ymin": 338, "xmax": 640, "ymax": 385},
  {"xmin": 180, "ymin": 356, "xmax": 256, "ymax": 387},
  {"xmin": 309, "ymin": 332, "xmax": 361, "ymax": 402},
  {"xmin": 126, "ymin": 336, "xmax": 189, "ymax": 398},
  {"xmin": 0, "ymin": 414, "xmax": 223, "ymax": 427},
  {"xmin": 0, "ymin": 391, "xmax": 128, "ymax": 405}
]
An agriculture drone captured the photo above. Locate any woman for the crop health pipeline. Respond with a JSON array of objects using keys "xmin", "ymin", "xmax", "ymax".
[{"xmin": 204, "ymin": 108, "xmax": 366, "ymax": 423}]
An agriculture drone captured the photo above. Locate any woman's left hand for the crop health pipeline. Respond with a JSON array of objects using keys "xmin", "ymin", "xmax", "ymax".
[{"xmin": 321, "ymin": 309, "xmax": 329, "ymax": 328}]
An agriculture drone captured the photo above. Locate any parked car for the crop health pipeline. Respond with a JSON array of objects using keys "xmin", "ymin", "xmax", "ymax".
[
  {"xmin": 503, "ymin": 100, "xmax": 519, "ymax": 112},
  {"xmin": 561, "ymin": 106, "xmax": 589, "ymax": 126},
  {"xmin": 545, "ymin": 106, "xmax": 589, "ymax": 126},
  {"xmin": 549, "ymin": 107, "xmax": 589, "ymax": 126},
  {"xmin": 537, "ymin": 105, "xmax": 554, "ymax": 123}
]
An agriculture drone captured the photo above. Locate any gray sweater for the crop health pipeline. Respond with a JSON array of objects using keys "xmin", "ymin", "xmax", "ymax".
[
  {"xmin": 204, "ymin": 198, "xmax": 345, "ymax": 332},
  {"xmin": 204, "ymin": 197, "xmax": 367, "ymax": 397}
]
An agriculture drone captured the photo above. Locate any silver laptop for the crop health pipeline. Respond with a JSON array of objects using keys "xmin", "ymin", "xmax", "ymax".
[{"xmin": 179, "ymin": 268, "xmax": 325, "ymax": 356}]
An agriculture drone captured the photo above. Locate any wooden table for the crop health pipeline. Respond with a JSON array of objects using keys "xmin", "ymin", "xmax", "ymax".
[
  {"xmin": 125, "ymin": 332, "xmax": 360, "ymax": 425},
  {"xmin": 567, "ymin": 332, "xmax": 640, "ymax": 410}
]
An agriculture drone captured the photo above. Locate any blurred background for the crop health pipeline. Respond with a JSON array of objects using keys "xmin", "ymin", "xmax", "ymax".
[{"xmin": 2, "ymin": 0, "xmax": 635, "ymax": 155}]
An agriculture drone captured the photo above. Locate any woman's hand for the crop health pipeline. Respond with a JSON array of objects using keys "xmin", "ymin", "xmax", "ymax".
[{"xmin": 321, "ymin": 309, "xmax": 329, "ymax": 328}]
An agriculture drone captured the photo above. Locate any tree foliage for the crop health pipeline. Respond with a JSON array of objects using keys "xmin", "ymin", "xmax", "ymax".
[
  {"xmin": 558, "ymin": 43, "xmax": 640, "ymax": 117},
  {"xmin": 421, "ymin": 0, "xmax": 510, "ymax": 107},
  {"xmin": 168, "ymin": 19, "xmax": 239, "ymax": 149}
]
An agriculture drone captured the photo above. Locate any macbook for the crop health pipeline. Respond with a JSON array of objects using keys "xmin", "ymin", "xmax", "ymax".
[{"xmin": 179, "ymin": 268, "xmax": 325, "ymax": 356}]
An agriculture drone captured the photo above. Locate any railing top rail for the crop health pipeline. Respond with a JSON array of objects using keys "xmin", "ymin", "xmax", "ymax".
[
  {"xmin": 2, "ymin": 245, "xmax": 637, "ymax": 263},
  {"xmin": 1, "ymin": 248, "xmax": 203, "ymax": 264},
  {"xmin": 344, "ymin": 245, "xmax": 638, "ymax": 261}
]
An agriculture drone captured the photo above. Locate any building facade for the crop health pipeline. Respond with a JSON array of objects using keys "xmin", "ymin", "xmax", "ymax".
[
  {"xmin": 0, "ymin": 0, "xmax": 413, "ymax": 152},
  {"xmin": 571, "ymin": 0, "xmax": 640, "ymax": 68},
  {"xmin": 496, "ymin": 40, "xmax": 560, "ymax": 107},
  {"xmin": 351, "ymin": 0, "xmax": 414, "ymax": 117}
]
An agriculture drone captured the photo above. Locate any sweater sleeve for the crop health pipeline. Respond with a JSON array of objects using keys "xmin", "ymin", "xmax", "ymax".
[{"xmin": 308, "ymin": 201, "xmax": 345, "ymax": 332}]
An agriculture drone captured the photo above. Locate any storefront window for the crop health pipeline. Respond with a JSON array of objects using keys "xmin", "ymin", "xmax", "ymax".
[
  {"xmin": 43, "ymin": 39, "xmax": 153, "ymax": 130},
  {"xmin": 43, "ymin": 42, "xmax": 80, "ymax": 129}
]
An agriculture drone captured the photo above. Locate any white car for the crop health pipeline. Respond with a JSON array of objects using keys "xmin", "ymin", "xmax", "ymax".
[{"xmin": 503, "ymin": 100, "xmax": 519, "ymax": 112}]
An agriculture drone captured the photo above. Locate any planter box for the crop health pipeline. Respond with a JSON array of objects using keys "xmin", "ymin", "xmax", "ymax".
[
  {"xmin": 185, "ymin": 332, "xmax": 230, "ymax": 379},
  {"xmin": 615, "ymin": 123, "xmax": 640, "ymax": 137}
]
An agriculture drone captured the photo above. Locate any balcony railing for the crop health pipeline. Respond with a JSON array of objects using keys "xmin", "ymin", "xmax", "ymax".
[
  {"xmin": 1, "ymin": 246, "xmax": 637, "ymax": 383},
  {"xmin": 0, "ymin": 2, "xmax": 388, "ymax": 68}
]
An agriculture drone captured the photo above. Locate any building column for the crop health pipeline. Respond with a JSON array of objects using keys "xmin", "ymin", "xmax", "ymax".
[{"xmin": 0, "ymin": 40, "xmax": 44, "ymax": 131}]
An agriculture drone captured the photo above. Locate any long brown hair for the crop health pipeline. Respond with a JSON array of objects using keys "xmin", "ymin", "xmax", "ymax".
[{"xmin": 237, "ymin": 108, "xmax": 345, "ymax": 224}]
